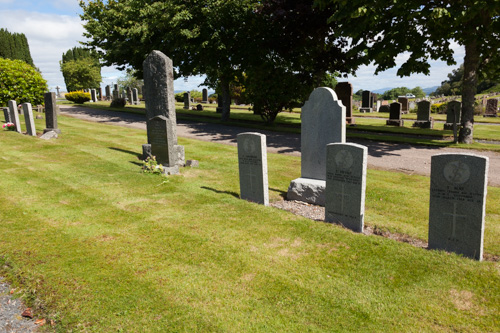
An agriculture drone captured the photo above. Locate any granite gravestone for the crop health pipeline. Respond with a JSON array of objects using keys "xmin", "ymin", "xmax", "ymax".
[
  {"xmin": 202, "ymin": 88, "xmax": 208, "ymax": 103},
  {"xmin": 386, "ymin": 102, "xmax": 404, "ymax": 126},
  {"xmin": 444, "ymin": 100, "xmax": 461, "ymax": 130},
  {"xmin": 44, "ymin": 92, "xmax": 61, "ymax": 134},
  {"xmin": 237, "ymin": 132, "xmax": 269, "ymax": 206},
  {"xmin": 105, "ymin": 85, "xmax": 111, "ymax": 100},
  {"xmin": 412, "ymin": 100, "xmax": 433, "ymax": 128},
  {"xmin": 484, "ymin": 99, "xmax": 498, "ymax": 117},
  {"xmin": 287, "ymin": 87, "xmax": 346, "ymax": 205},
  {"xmin": 3, "ymin": 107, "xmax": 11, "ymax": 123},
  {"xmin": 99, "ymin": 88, "xmax": 103, "ymax": 101},
  {"xmin": 22, "ymin": 103, "xmax": 36, "ymax": 136},
  {"xmin": 334, "ymin": 82, "xmax": 355, "ymax": 124},
  {"xmin": 90, "ymin": 89, "xmax": 97, "ymax": 102},
  {"xmin": 360, "ymin": 90, "xmax": 372, "ymax": 113},
  {"xmin": 8, "ymin": 100, "xmax": 21, "ymax": 133},
  {"xmin": 325, "ymin": 143, "xmax": 367, "ymax": 232},
  {"xmin": 147, "ymin": 115, "xmax": 178, "ymax": 174},
  {"xmin": 428, "ymin": 153, "xmax": 489, "ymax": 261},
  {"xmin": 132, "ymin": 88, "xmax": 140, "ymax": 105},
  {"xmin": 126, "ymin": 87, "xmax": 133, "ymax": 104},
  {"xmin": 183, "ymin": 92, "xmax": 191, "ymax": 109},
  {"xmin": 143, "ymin": 50, "xmax": 184, "ymax": 167},
  {"xmin": 398, "ymin": 97, "xmax": 409, "ymax": 114}
]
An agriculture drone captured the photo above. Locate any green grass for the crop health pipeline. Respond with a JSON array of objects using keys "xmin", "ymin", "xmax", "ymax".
[{"xmin": 0, "ymin": 114, "xmax": 498, "ymax": 332}]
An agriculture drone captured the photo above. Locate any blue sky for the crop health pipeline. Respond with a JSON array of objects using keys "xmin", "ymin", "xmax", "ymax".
[{"xmin": 1, "ymin": 0, "xmax": 466, "ymax": 94}]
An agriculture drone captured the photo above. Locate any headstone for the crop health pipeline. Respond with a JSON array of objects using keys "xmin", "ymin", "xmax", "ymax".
[
  {"xmin": 114, "ymin": 84, "xmax": 118, "ymax": 91},
  {"xmin": 183, "ymin": 92, "xmax": 191, "ymax": 109},
  {"xmin": 237, "ymin": 132, "xmax": 269, "ymax": 206},
  {"xmin": 375, "ymin": 100, "xmax": 381, "ymax": 112},
  {"xmin": 55, "ymin": 86, "xmax": 61, "ymax": 97},
  {"xmin": 143, "ymin": 50, "xmax": 184, "ymax": 167},
  {"xmin": 90, "ymin": 89, "xmax": 97, "ymax": 102},
  {"xmin": 112, "ymin": 89, "xmax": 119, "ymax": 100},
  {"xmin": 146, "ymin": 115, "xmax": 178, "ymax": 173},
  {"xmin": 3, "ymin": 107, "xmax": 12, "ymax": 123},
  {"xmin": 126, "ymin": 87, "xmax": 133, "ymax": 104},
  {"xmin": 381, "ymin": 100, "xmax": 389, "ymax": 105},
  {"xmin": 202, "ymin": 88, "xmax": 208, "ymax": 103},
  {"xmin": 105, "ymin": 85, "xmax": 111, "ymax": 100},
  {"xmin": 398, "ymin": 97, "xmax": 409, "ymax": 114},
  {"xmin": 334, "ymin": 82, "xmax": 355, "ymax": 124},
  {"xmin": 484, "ymin": 99, "xmax": 498, "ymax": 117},
  {"xmin": 379, "ymin": 105, "xmax": 390, "ymax": 113},
  {"xmin": 22, "ymin": 103, "xmax": 36, "ymax": 136},
  {"xmin": 196, "ymin": 104, "xmax": 203, "ymax": 111},
  {"xmin": 8, "ymin": 100, "xmax": 21, "ymax": 133},
  {"xmin": 386, "ymin": 102, "xmax": 404, "ymax": 126},
  {"xmin": 444, "ymin": 100, "xmax": 461, "ymax": 130},
  {"xmin": 43, "ymin": 92, "xmax": 61, "ymax": 134},
  {"xmin": 428, "ymin": 153, "xmax": 488, "ymax": 261},
  {"xmin": 360, "ymin": 90, "xmax": 372, "ymax": 113},
  {"xmin": 132, "ymin": 88, "xmax": 140, "ymax": 105},
  {"xmin": 99, "ymin": 87, "xmax": 103, "ymax": 101},
  {"xmin": 412, "ymin": 100, "xmax": 433, "ymax": 129},
  {"xmin": 287, "ymin": 87, "xmax": 346, "ymax": 205},
  {"xmin": 325, "ymin": 143, "xmax": 367, "ymax": 232}
]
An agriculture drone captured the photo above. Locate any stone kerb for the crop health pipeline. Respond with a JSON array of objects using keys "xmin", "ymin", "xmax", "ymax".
[
  {"xmin": 428, "ymin": 153, "xmax": 488, "ymax": 261},
  {"xmin": 287, "ymin": 87, "xmax": 346, "ymax": 206},
  {"xmin": 22, "ymin": 103, "xmax": 36, "ymax": 136},
  {"xmin": 237, "ymin": 132, "xmax": 269, "ymax": 206},
  {"xmin": 8, "ymin": 100, "xmax": 21, "ymax": 133},
  {"xmin": 325, "ymin": 143, "xmax": 367, "ymax": 232}
]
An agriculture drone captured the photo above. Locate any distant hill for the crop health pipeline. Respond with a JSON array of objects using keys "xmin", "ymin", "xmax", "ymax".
[
  {"xmin": 371, "ymin": 87, "xmax": 393, "ymax": 94},
  {"xmin": 422, "ymin": 86, "xmax": 439, "ymax": 95}
]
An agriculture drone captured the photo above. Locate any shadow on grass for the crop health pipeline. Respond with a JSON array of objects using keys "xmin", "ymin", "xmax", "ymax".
[
  {"xmin": 270, "ymin": 187, "xmax": 287, "ymax": 200},
  {"xmin": 201, "ymin": 186, "xmax": 239, "ymax": 199},
  {"xmin": 109, "ymin": 147, "xmax": 142, "ymax": 158}
]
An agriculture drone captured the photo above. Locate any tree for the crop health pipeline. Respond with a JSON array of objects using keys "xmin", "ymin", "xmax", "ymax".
[
  {"xmin": 0, "ymin": 28, "xmax": 34, "ymax": 66},
  {"xmin": 434, "ymin": 64, "xmax": 498, "ymax": 96},
  {"xmin": 0, "ymin": 58, "xmax": 47, "ymax": 106},
  {"xmin": 60, "ymin": 47, "xmax": 101, "ymax": 92},
  {"xmin": 117, "ymin": 69, "xmax": 144, "ymax": 92},
  {"xmin": 314, "ymin": 0, "xmax": 500, "ymax": 143}
]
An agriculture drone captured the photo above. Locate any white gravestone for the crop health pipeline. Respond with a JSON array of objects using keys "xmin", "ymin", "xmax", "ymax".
[
  {"xmin": 237, "ymin": 132, "xmax": 269, "ymax": 206},
  {"xmin": 22, "ymin": 103, "xmax": 36, "ymax": 136},
  {"xmin": 287, "ymin": 87, "xmax": 345, "ymax": 205},
  {"xmin": 428, "ymin": 153, "xmax": 488, "ymax": 261},
  {"xmin": 8, "ymin": 100, "xmax": 21, "ymax": 133},
  {"xmin": 325, "ymin": 143, "xmax": 367, "ymax": 232}
]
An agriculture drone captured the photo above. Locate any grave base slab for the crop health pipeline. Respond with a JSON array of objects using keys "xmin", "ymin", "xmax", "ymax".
[{"xmin": 386, "ymin": 119, "xmax": 404, "ymax": 127}]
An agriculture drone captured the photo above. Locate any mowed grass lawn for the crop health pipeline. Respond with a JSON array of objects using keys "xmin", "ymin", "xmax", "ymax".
[{"xmin": 0, "ymin": 114, "xmax": 499, "ymax": 332}]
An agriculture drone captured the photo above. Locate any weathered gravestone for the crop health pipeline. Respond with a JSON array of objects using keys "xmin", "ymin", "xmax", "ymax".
[
  {"xmin": 379, "ymin": 105, "xmax": 390, "ymax": 113},
  {"xmin": 287, "ymin": 87, "xmax": 346, "ymax": 205},
  {"xmin": 386, "ymin": 102, "xmax": 404, "ymax": 126},
  {"xmin": 105, "ymin": 85, "xmax": 111, "ymax": 100},
  {"xmin": 143, "ymin": 50, "xmax": 185, "ymax": 167},
  {"xmin": 112, "ymin": 89, "xmax": 119, "ymax": 100},
  {"xmin": 412, "ymin": 100, "xmax": 433, "ymax": 128},
  {"xmin": 335, "ymin": 82, "xmax": 355, "ymax": 124},
  {"xmin": 484, "ymin": 99, "xmax": 498, "ymax": 117},
  {"xmin": 22, "ymin": 103, "xmax": 36, "ymax": 136},
  {"xmin": 132, "ymin": 88, "xmax": 140, "ymax": 105},
  {"xmin": 147, "ymin": 116, "xmax": 178, "ymax": 174},
  {"xmin": 183, "ymin": 92, "xmax": 191, "ymax": 109},
  {"xmin": 126, "ymin": 87, "xmax": 133, "ymax": 104},
  {"xmin": 237, "ymin": 132, "xmax": 269, "ymax": 206},
  {"xmin": 360, "ymin": 90, "xmax": 372, "ymax": 113},
  {"xmin": 8, "ymin": 100, "xmax": 21, "ymax": 133},
  {"xmin": 444, "ymin": 100, "xmax": 461, "ymax": 130},
  {"xmin": 3, "ymin": 107, "xmax": 11, "ymax": 123},
  {"xmin": 202, "ymin": 88, "xmax": 208, "ymax": 103},
  {"xmin": 99, "ymin": 88, "xmax": 103, "ymax": 101},
  {"xmin": 44, "ymin": 92, "xmax": 61, "ymax": 134},
  {"xmin": 90, "ymin": 89, "xmax": 97, "ymax": 102},
  {"xmin": 428, "ymin": 153, "xmax": 488, "ymax": 261},
  {"xmin": 325, "ymin": 143, "xmax": 367, "ymax": 232},
  {"xmin": 398, "ymin": 97, "xmax": 409, "ymax": 114}
]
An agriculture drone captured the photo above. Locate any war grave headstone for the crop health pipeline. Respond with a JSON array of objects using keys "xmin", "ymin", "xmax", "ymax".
[
  {"xmin": 325, "ymin": 143, "xmax": 367, "ymax": 232},
  {"xmin": 397, "ymin": 97, "xmax": 409, "ymax": 114},
  {"xmin": 183, "ymin": 92, "xmax": 191, "ymax": 109},
  {"xmin": 386, "ymin": 102, "xmax": 404, "ymax": 126},
  {"xmin": 44, "ymin": 92, "xmax": 61, "ymax": 134},
  {"xmin": 428, "ymin": 153, "xmax": 488, "ymax": 261},
  {"xmin": 132, "ymin": 88, "xmax": 140, "ymax": 105},
  {"xmin": 237, "ymin": 132, "xmax": 269, "ymax": 206},
  {"xmin": 412, "ymin": 100, "xmax": 433, "ymax": 128},
  {"xmin": 8, "ymin": 100, "xmax": 21, "ymax": 133},
  {"xmin": 484, "ymin": 99, "xmax": 498, "ymax": 117},
  {"xmin": 443, "ymin": 100, "xmax": 461, "ymax": 130},
  {"xmin": 105, "ymin": 85, "xmax": 111, "ymax": 100},
  {"xmin": 3, "ymin": 107, "xmax": 12, "ymax": 123},
  {"xmin": 287, "ymin": 87, "xmax": 346, "ymax": 205},
  {"xmin": 379, "ymin": 105, "xmax": 390, "ymax": 113},
  {"xmin": 202, "ymin": 88, "xmax": 208, "ymax": 103},
  {"xmin": 90, "ymin": 89, "xmax": 97, "ymax": 103},
  {"xmin": 22, "ymin": 103, "xmax": 36, "ymax": 136},
  {"xmin": 334, "ymin": 82, "xmax": 355, "ymax": 124},
  {"xmin": 143, "ymin": 50, "xmax": 185, "ymax": 168},
  {"xmin": 360, "ymin": 90, "xmax": 372, "ymax": 113}
]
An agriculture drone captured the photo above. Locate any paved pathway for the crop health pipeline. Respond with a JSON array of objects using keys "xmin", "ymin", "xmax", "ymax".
[{"xmin": 59, "ymin": 105, "xmax": 500, "ymax": 186}]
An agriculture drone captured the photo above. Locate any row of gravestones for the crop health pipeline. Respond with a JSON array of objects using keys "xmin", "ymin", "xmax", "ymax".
[
  {"xmin": 88, "ymin": 86, "xmax": 142, "ymax": 105},
  {"xmin": 2, "ymin": 92, "xmax": 60, "ymax": 139},
  {"xmin": 237, "ymin": 87, "xmax": 489, "ymax": 261}
]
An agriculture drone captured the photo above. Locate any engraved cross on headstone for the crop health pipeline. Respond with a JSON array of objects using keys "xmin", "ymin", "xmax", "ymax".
[{"xmin": 443, "ymin": 202, "xmax": 467, "ymax": 241}]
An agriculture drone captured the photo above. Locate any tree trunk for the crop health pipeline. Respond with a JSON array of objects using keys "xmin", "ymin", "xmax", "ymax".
[
  {"xmin": 220, "ymin": 78, "xmax": 231, "ymax": 122},
  {"xmin": 458, "ymin": 39, "xmax": 479, "ymax": 144}
]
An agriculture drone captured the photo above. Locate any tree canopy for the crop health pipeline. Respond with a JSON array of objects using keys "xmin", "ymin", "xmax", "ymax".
[
  {"xmin": 60, "ymin": 47, "xmax": 101, "ymax": 92},
  {"xmin": 433, "ymin": 64, "xmax": 499, "ymax": 96},
  {"xmin": 0, "ymin": 28, "xmax": 34, "ymax": 67},
  {"xmin": 0, "ymin": 58, "xmax": 47, "ymax": 106}
]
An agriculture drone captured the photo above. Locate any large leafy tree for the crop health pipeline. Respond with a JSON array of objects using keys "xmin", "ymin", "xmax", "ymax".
[
  {"xmin": 0, "ymin": 58, "xmax": 47, "ymax": 106},
  {"xmin": 60, "ymin": 47, "xmax": 101, "ymax": 92},
  {"xmin": 315, "ymin": 0, "xmax": 500, "ymax": 143}
]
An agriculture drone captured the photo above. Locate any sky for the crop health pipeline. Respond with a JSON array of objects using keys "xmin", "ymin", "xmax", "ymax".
[{"xmin": 0, "ymin": 0, "xmax": 466, "ymax": 94}]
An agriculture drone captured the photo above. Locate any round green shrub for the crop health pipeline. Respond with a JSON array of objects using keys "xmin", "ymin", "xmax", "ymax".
[
  {"xmin": 65, "ymin": 91, "xmax": 91, "ymax": 104},
  {"xmin": 110, "ymin": 98, "xmax": 126, "ymax": 108},
  {"xmin": 0, "ymin": 58, "xmax": 47, "ymax": 107}
]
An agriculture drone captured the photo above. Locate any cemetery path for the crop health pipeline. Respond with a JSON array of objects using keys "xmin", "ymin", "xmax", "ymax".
[{"xmin": 59, "ymin": 105, "xmax": 500, "ymax": 186}]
